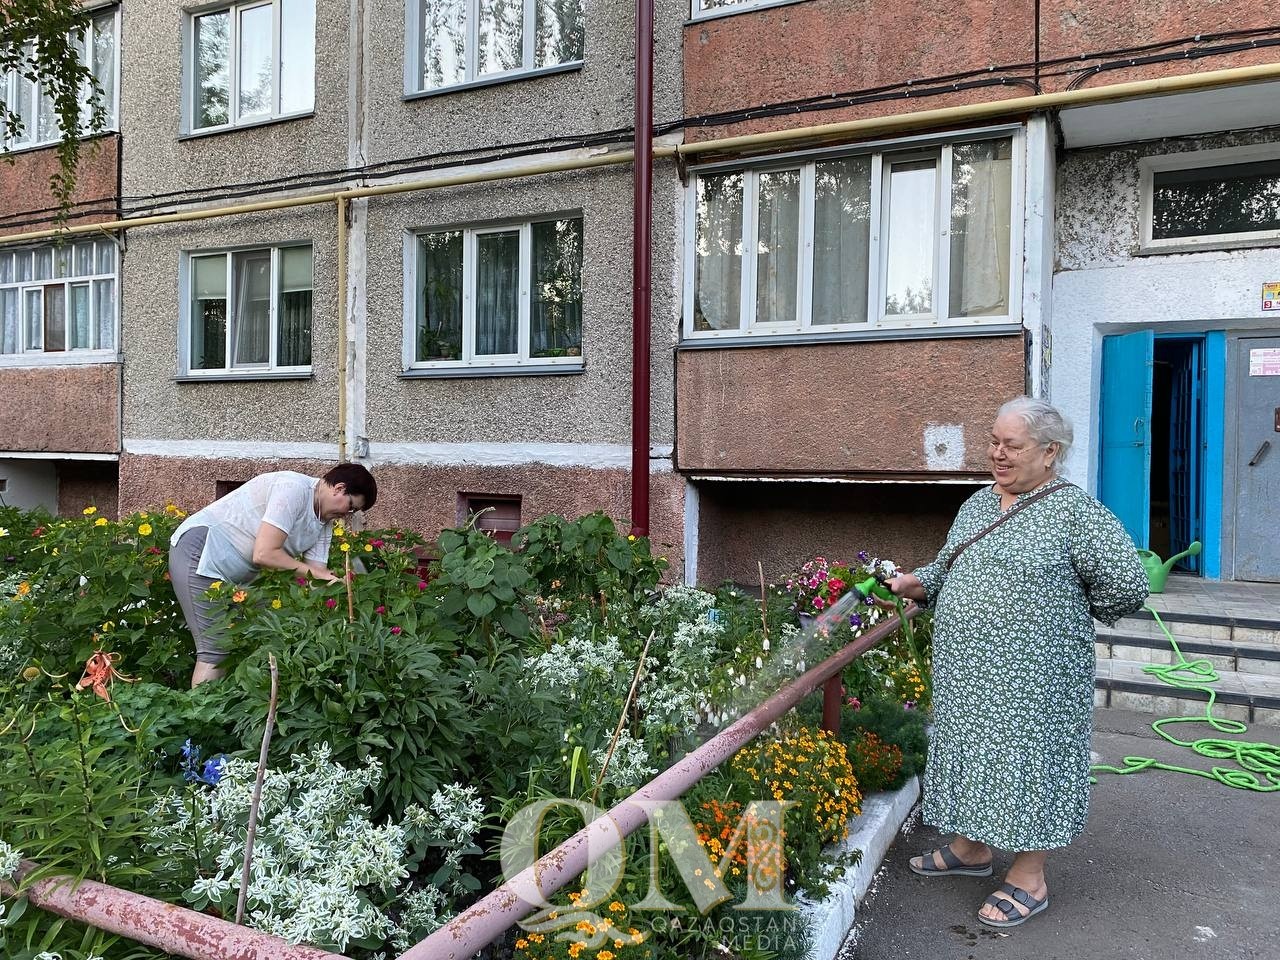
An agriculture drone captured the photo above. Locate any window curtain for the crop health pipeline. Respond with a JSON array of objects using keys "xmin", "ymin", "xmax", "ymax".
[
  {"xmin": 949, "ymin": 139, "xmax": 1012, "ymax": 318},
  {"xmin": 755, "ymin": 169, "xmax": 800, "ymax": 325},
  {"xmin": 277, "ymin": 247, "xmax": 312, "ymax": 366},
  {"xmin": 694, "ymin": 172, "xmax": 743, "ymax": 331},
  {"xmin": 70, "ymin": 282, "xmax": 91, "ymax": 349},
  {"xmin": 191, "ymin": 256, "xmax": 226, "ymax": 369},
  {"xmin": 417, "ymin": 231, "xmax": 464, "ymax": 360},
  {"xmin": 0, "ymin": 289, "xmax": 18, "ymax": 353},
  {"xmin": 530, "ymin": 218, "xmax": 582, "ymax": 358},
  {"xmin": 231, "ymin": 252, "xmax": 270, "ymax": 366},
  {"xmin": 812, "ymin": 158, "xmax": 871, "ymax": 325},
  {"xmin": 94, "ymin": 279, "xmax": 114, "ymax": 351},
  {"xmin": 475, "ymin": 231, "xmax": 519, "ymax": 356}
]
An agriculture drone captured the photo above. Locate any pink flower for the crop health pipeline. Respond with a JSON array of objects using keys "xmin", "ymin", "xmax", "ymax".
[
  {"xmin": 371, "ymin": 538, "xmax": 385, "ymax": 548},
  {"xmin": 325, "ymin": 598, "xmax": 337, "ymax": 609},
  {"xmin": 417, "ymin": 579, "xmax": 429, "ymax": 590},
  {"xmin": 390, "ymin": 625, "xmax": 402, "ymax": 635},
  {"xmin": 296, "ymin": 576, "xmax": 308, "ymax": 585},
  {"xmin": 813, "ymin": 596, "xmax": 825, "ymax": 610},
  {"xmin": 375, "ymin": 605, "xmax": 386, "ymax": 615},
  {"xmin": 846, "ymin": 696, "xmax": 861, "ymax": 710}
]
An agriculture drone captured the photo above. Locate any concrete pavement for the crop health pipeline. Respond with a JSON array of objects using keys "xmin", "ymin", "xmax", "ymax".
[{"xmin": 841, "ymin": 708, "xmax": 1279, "ymax": 960}]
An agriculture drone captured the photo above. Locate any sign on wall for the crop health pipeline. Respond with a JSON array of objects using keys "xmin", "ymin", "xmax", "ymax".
[
  {"xmin": 1249, "ymin": 347, "xmax": 1280, "ymax": 376},
  {"xmin": 1264, "ymin": 282, "xmax": 1280, "ymax": 311}
]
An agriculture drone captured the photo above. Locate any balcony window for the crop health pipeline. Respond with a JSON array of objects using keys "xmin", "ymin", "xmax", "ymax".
[{"xmin": 0, "ymin": 240, "xmax": 117, "ymax": 358}]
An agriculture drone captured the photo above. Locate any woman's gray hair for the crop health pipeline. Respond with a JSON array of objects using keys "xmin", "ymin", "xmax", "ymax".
[{"xmin": 997, "ymin": 395, "xmax": 1073, "ymax": 469}]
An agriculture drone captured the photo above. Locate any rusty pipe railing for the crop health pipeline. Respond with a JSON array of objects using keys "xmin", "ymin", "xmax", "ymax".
[
  {"xmin": 2, "ymin": 862, "xmax": 348, "ymax": 960},
  {"xmin": 401, "ymin": 604, "xmax": 919, "ymax": 960}
]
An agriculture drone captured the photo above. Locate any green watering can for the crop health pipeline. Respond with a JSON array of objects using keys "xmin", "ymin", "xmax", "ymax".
[{"xmin": 1137, "ymin": 541, "xmax": 1201, "ymax": 593}]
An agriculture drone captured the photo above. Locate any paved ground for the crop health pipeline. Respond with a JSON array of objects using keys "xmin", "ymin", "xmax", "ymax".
[{"xmin": 842, "ymin": 708, "xmax": 1278, "ymax": 960}]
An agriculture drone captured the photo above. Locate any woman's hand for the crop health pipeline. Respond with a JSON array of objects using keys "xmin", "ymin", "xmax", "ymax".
[{"xmin": 885, "ymin": 573, "xmax": 927, "ymax": 604}]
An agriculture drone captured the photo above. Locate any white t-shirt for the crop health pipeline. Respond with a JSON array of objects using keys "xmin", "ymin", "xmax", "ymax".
[{"xmin": 171, "ymin": 471, "xmax": 333, "ymax": 583}]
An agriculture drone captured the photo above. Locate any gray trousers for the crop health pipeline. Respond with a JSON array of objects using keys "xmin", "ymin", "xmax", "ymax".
[{"xmin": 169, "ymin": 526, "xmax": 227, "ymax": 664}]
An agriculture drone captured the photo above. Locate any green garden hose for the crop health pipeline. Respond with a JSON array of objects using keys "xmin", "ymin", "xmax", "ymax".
[{"xmin": 1091, "ymin": 607, "xmax": 1280, "ymax": 792}]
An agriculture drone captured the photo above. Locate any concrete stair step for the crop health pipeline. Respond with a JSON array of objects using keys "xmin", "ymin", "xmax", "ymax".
[
  {"xmin": 1095, "ymin": 629, "xmax": 1280, "ymax": 678},
  {"xmin": 1095, "ymin": 658, "xmax": 1280, "ymax": 727},
  {"xmin": 1102, "ymin": 608, "xmax": 1280, "ymax": 648}
]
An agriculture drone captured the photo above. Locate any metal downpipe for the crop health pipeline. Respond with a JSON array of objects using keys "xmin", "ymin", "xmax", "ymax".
[{"xmin": 629, "ymin": 0, "xmax": 654, "ymax": 538}]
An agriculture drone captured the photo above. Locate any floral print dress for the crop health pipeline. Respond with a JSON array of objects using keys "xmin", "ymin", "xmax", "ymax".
[{"xmin": 913, "ymin": 481, "xmax": 1148, "ymax": 850}]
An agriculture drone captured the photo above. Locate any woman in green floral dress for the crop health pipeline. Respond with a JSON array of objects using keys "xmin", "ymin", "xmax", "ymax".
[{"xmin": 887, "ymin": 396, "xmax": 1148, "ymax": 928}]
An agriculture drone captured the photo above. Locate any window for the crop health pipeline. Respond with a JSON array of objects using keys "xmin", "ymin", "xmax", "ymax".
[
  {"xmin": 408, "ymin": 216, "xmax": 582, "ymax": 369},
  {"xmin": 0, "ymin": 240, "xmax": 118, "ymax": 357},
  {"xmin": 686, "ymin": 133, "xmax": 1017, "ymax": 339},
  {"xmin": 410, "ymin": 0, "xmax": 584, "ymax": 94},
  {"xmin": 461, "ymin": 494, "xmax": 521, "ymax": 544},
  {"xmin": 1141, "ymin": 144, "xmax": 1280, "ymax": 250},
  {"xmin": 2, "ymin": 7, "xmax": 118, "ymax": 150},
  {"xmin": 187, "ymin": 0, "xmax": 315, "ymax": 132},
  {"xmin": 183, "ymin": 244, "xmax": 312, "ymax": 375}
]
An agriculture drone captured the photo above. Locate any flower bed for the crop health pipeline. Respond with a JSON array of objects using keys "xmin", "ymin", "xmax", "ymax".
[{"xmin": 0, "ymin": 504, "xmax": 928, "ymax": 960}]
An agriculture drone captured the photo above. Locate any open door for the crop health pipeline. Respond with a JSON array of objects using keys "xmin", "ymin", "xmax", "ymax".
[{"xmin": 1098, "ymin": 331, "xmax": 1154, "ymax": 548}]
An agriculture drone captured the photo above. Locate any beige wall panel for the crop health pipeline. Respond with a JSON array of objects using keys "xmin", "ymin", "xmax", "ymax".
[
  {"xmin": 363, "ymin": 167, "xmax": 680, "ymax": 446},
  {"xmin": 0, "ymin": 364, "xmax": 120, "ymax": 453},
  {"xmin": 677, "ymin": 335, "xmax": 1026, "ymax": 475},
  {"xmin": 120, "ymin": 206, "xmax": 339, "ymax": 444}
]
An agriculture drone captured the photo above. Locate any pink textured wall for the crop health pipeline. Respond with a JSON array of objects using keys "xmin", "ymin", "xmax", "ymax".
[
  {"xmin": 676, "ymin": 336, "xmax": 1025, "ymax": 475},
  {"xmin": 118, "ymin": 455, "xmax": 687, "ymax": 578},
  {"xmin": 0, "ymin": 134, "xmax": 119, "ymax": 237},
  {"xmin": 57, "ymin": 460, "xmax": 119, "ymax": 519},
  {"xmin": 0, "ymin": 364, "xmax": 120, "ymax": 454}
]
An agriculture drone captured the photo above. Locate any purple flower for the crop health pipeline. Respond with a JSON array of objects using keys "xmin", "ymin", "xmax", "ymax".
[
  {"xmin": 904, "ymin": 701, "xmax": 916, "ymax": 710},
  {"xmin": 325, "ymin": 597, "xmax": 337, "ymax": 609},
  {"xmin": 848, "ymin": 613, "xmax": 862, "ymax": 627},
  {"xmin": 857, "ymin": 550, "xmax": 869, "ymax": 562}
]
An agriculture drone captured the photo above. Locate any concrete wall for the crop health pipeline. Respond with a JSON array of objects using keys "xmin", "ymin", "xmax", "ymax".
[
  {"xmin": 0, "ymin": 364, "xmax": 120, "ymax": 454},
  {"xmin": 119, "ymin": 453, "xmax": 688, "ymax": 576},
  {"xmin": 0, "ymin": 134, "xmax": 119, "ymax": 237},
  {"xmin": 363, "ymin": 0, "xmax": 685, "ymax": 163},
  {"xmin": 118, "ymin": 0, "xmax": 350, "ymax": 198},
  {"xmin": 0, "ymin": 459, "xmax": 57, "ymax": 512},
  {"xmin": 684, "ymin": 0, "xmax": 1280, "ymax": 143},
  {"xmin": 363, "ymin": 167, "xmax": 681, "ymax": 447},
  {"xmin": 676, "ymin": 335, "xmax": 1026, "ymax": 475},
  {"xmin": 1050, "ymin": 128, "xmax": 1280, "ymax": 490},
  {"xmin": 695, "ymin": 479, "xmax": 977, "ymax": 586},
  {"xmin": 119, "ymin": 206, "xmax": 340, "ymax": 445}
]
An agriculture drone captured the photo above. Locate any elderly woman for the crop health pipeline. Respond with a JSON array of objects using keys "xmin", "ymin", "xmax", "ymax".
[{"xmin": 886, "ymin": 396, "xmax": 1147, "ymax": 928}]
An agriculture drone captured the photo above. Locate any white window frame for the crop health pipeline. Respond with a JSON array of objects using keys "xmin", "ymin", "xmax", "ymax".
[
  {"xmin": 2, "ymin": 5, "xmax": 120, "ymax": 153},
  {"xmin": 682, "ymin": 125, "xmax": 1025, "ymax": 341},
  {"xmin": 1139, "ymin": 142, "xmax": 1280, "ymax": 253},
  {"xmin": 689, "ymin": 0, "xmax": 803, "ymax": 21},
  {"xmin": 183, "ymin": 0, "xmax": 313, "ymax": 134},
  {"xmin": 402, "ymin": 215, "xmax": 584, "ymax": 371},
  {"xmin": 178, "ymin": 243, "xmax": 313, "ymax": 377},
  {"xmin": 404, "ymin": 0, "xmax": 584, "ymax": 96},
  {"xmin": 0, "ymin": 240, "xmax": 119, "ymax": 366}
]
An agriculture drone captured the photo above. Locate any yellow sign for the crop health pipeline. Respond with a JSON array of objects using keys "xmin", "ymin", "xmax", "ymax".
[{"xmin": 1265, "ymin": 282, "xmax": 1280, "ymax": 311}]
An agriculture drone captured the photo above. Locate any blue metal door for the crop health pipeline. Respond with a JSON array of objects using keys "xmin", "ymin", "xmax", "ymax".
[
  {"xmin": 1168, "ymin": 339, "xmax": 1202, "ymax": 570},
  {"xmin": 1099, "ymin": 331, "xmax": 1154, "ymax": 548}
]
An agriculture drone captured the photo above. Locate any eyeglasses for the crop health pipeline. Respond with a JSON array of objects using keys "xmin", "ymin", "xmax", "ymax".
[{"xmin": 988, "ymin": 439, "xmax": 1047, "ymax": 459}]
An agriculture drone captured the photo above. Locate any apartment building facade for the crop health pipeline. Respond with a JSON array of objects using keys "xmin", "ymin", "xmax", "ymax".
[{"xmin": 3, "ymin": 0, "xmax": 1279, "ymax": 583}]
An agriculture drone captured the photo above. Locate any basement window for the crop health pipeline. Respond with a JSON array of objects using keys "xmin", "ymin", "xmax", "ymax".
[
  {"xmin": 460, "ymin": 494, "xmax": 522, "ymax": 544},
  {"xmin": 1141, "ymin": 144, "xmax": 1280, "ymax": 251}
]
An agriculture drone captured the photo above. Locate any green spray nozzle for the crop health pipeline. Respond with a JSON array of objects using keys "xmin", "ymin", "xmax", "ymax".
[{"xmin": 852, "ymin": 575, "xmax": 896, "ymax": 604}]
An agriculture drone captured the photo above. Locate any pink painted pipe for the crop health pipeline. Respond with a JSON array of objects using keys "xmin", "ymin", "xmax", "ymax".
[
  {"xmin": 400, "ymin": 606, "xmax": 918, "ymax": 960},
  {"xmin": 4, "ymin": 862, "xmax": 348, "ymax": 960}
]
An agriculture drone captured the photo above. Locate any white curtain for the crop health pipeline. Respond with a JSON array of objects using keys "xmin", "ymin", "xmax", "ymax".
[
  {"xmin": 232, "ymin": 253, "xmax": 270, "ymax": 366},
  {"xmin": 950, "ymin": 140, "xmax": 1012, "ymax": 317},
  {"xmin": 0, "ymin": 290, "xmax": 18, "ymax": 354},
  {"xmin": 812, "ymin": 158, "xmax": 871, "ymax": 325},
  {"xmin": 694, "ymin": 172, "xmax": 743, "ymax": 331},
  {"xmin": 755, "ymin": 169, "xmax": 800, "ymax": 325},
  {"xmin": 476, "ymin": 231, "xmax": 519, "ymax": 356}
]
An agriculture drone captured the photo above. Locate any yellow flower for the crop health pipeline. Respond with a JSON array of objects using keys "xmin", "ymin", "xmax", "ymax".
[
  {"xmin": 210, "ymin": 581, "xmax": 222, "ymax": 591},
  {"xmin": 100, "ymin": 621, "xmax": 114, "ymax": 631},
  {"xmin": 82, "ymin": 506, "xmax": 97, "ymax": 516},
  {"xmin": 52, "ymin": 547, "xmax": 59, "ymax": 555},
  {"xmin": 139, "ymin": 511, "xmax": 149, "ymax": 519},
  {"xmin": 364, "ymin": 543, "xmax": 373, "ymax": 552},
  {"xmin": 138, "ymin": 523, "xmax": 153, "ymax": 536},
  {"xmin": 340, "ymin": 542, "xmax": 351, "ymax": 553},
  {"xmin": 515, "ymin": 939, "xmax": 528, "ymax": 951},
  {"xmin": 568, "ymin": 945, "xmax": 585, "ymax": 958},
  {"xmin": 608, "ymin": 901, "xmax": 625, "ymax": 913},
  {"xmin": 599, "ymin": 952, "xmax": 615, "ymax": 960},
  {"xmin": 627, "ymin": 534, "xmax": 636, "ymax": 542},
  {"xmin": 94, "ymin": 517, "xmax": 108, "ymax": 527},
  {"xmin": 271, "ymin": 598, "xmax": 282, "ymax": 609},
  {"xmin": 334, "ymin": 526, "xmax": 345, "ymax": 538},
  {"xmin": 16, "ymin": 581, "xmax": 31, "ymax": 596}
]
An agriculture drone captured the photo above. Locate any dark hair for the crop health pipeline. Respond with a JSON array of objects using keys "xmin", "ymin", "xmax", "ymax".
[{"xmin": 323, "ymin": 463, "xmax": 378, "ymax": 509}]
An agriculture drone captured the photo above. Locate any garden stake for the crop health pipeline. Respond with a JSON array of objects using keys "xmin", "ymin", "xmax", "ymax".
[
  {"xmin": 236, "ymin": 652, "xmax": 280, "ymax": 926},
  {"xmin": 593, "ymin": 630, "xmax": 654, "ymax": 806},
  {"xmin": 758, "ymin": 560, "xmax": 769, "ymax": 649},
  {"xmin": 345, "ymin": 549, "xmax": 354, "ymax": 623}
]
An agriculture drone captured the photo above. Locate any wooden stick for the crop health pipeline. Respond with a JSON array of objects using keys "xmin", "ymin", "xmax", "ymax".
[
  {"xmin": 592, "ymin": 630, "xmax": 654, "ymax": 806},
  {"xmin": 235, "ymin": 653, "xmax": 279, "ymax": 926},
  {"xmin": 344, "ymin": 549, "xmax": 354, "ymax": 623},
  {"xmin": 758, "ymin": 560, "xmax": 769, "ymax": 649}
]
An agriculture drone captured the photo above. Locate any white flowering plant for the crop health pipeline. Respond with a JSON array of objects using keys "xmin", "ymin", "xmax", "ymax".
[{"xmin": 146, "ymin": 744, "xmax": 486, "ymax": 956}]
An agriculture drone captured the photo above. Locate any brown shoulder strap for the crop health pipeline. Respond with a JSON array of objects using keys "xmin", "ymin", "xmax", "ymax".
[{"xmin": 944, "ymin": 481, "xmax": 1069, "ymax": 572}]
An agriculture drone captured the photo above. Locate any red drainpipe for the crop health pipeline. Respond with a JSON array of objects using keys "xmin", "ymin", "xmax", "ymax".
[{"xmin": 629, "ymin": 0, "xmax": 654, "ymax": 538}]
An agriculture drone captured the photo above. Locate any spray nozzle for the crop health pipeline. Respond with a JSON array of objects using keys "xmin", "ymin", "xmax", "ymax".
[{"xmin": 851, "ymin": 574, "xmax": 896, "ymax": 604}]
